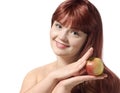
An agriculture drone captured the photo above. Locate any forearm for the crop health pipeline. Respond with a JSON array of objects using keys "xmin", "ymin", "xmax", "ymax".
[{"xmin": 23, "ymin": 74, "xmax": 58, "ymax": 93}]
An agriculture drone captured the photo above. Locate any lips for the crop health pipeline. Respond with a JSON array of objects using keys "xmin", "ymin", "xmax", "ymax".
[{"xmin": 56, "ymin": 41, "xmax": 69, "ymax": 49}]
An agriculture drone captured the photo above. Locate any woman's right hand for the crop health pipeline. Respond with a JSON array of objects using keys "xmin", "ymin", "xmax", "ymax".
[{"xmin": 50, "ymin": 47, "xmax": 93, "ymax": 81}]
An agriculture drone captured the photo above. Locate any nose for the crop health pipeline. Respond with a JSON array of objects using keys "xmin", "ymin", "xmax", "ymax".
[{"xmin": 59, "ymin": 30, "xmax": 68, "ymax": 42}]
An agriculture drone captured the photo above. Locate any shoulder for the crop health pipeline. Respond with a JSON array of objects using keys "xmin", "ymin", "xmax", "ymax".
[
  {"xmin": 24, "ymin": 61, "xmax": 57, "ymax": 82},
  {"xmin": 20, "ymin": 62, "xmax": 56, "ymax": 92}
]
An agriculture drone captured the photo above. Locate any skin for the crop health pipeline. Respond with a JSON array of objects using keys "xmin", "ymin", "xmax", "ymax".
[{"xmin": 20, "ymin": 21, "xmax": 107, "ymax": 93}]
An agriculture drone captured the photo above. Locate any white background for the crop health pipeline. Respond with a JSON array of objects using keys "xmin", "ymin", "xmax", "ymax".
[{"xmin": 0, "ymin": 0, "xmax": 120, "ymax": 93}]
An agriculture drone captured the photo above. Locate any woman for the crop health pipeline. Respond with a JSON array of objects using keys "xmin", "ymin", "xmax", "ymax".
[{"xmin": 20, "ymin": 0, "xmax": 120, "ymax": 93}]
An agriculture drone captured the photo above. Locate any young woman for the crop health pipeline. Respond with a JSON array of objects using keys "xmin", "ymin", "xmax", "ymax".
[{"xmin": 20, "ymin": 0, "xmax": 120, "ymax": 93}]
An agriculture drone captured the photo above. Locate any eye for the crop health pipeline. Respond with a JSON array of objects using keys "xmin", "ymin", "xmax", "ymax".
[
  {"xmin": 72, "ymin": 31, "xmax": 79, "ymax": 36},
  {"xmin": 55, "ymin": 23, "xmax": 62, "ymax": 29}
]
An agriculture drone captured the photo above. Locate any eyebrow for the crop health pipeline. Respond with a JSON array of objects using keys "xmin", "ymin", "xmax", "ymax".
[
  {"xmin": 55, "ymin": 21, "xmax": 84, "ymax": 33},
  {"xmin": 55, "ymin": 21, "xmax": 63, "ymax": 26}
]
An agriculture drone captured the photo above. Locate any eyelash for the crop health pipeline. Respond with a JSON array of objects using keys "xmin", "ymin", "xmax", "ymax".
[
  {"xmin": 71, "ymin": 31, "xmax": 79, "ymax": 36},
  {"xmin": 55, "ymin": 23, "xmax": 62, "ymax": 29},
  {"xmin": 55, "ymin": 23, "xmax": 80, "ymax": 37}
]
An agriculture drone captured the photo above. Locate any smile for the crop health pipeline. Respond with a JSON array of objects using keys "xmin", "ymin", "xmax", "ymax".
[{"xmin": 55, "ymin": 41, "xmax": 69, "ymax": 49}]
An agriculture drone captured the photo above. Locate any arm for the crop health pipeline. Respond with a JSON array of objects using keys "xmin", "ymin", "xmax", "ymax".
[
  {"xmin": 20, "ymin": 71, "xmax": 58, "ymax": 93},
  {"xmin": 20, "ymin": 48, "xmax": 105, "ymax": 93},
  {"xmin": 20, "ymin": 48, "xmax": 94, "ymax": 93}
]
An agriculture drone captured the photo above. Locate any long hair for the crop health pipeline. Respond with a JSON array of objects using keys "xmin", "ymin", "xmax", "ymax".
[
  {"xmin": 52, "ymin": 0, "xmax": 103, "ymax": 58},
  {"xmin": 51, "ymin": 0, "xmax": 120, "ymax": 93}
]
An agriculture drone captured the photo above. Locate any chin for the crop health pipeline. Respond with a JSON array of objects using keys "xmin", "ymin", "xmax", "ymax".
[{"xmin": 53, "ymin": 49, "xmax": 67, "ymax": 56}]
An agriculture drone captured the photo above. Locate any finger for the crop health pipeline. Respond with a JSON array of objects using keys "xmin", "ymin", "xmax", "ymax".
[
  {"xmin": 77, "ymin": 60, "xmax": 86, "ymax": 70},
  {"xmin": 79, "ymin": 69, "xmax": 87, "ymax": 75},
  {"xmin": 78, "ymin": 47, "xmax": 93, "ymax": 63},
  {"xmin": 65, "ymin": 73, "xmax": 107, "ymax": 87},
  {"xmin": 76, "ymin": 47, "xmax": 93, "ymax": 70},
  {"xmin": 79, "ymin": 73, "xmax": 108, "ymax": 82}
]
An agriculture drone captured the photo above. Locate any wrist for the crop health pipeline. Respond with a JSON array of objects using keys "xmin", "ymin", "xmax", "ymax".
[{"xmin": 47, "ymin": 72, "xmax": 59, "ymax": 83}]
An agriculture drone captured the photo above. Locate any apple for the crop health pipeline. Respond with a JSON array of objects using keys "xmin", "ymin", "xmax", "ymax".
[{"xmin": 86, "ymin": 57, "xmax": 104, "ymax": 76}]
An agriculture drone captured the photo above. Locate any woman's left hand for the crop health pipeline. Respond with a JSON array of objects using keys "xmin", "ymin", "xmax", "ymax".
[{"xmin": 52, "ymin": 74, "xmax": 107, "ymax": 93}]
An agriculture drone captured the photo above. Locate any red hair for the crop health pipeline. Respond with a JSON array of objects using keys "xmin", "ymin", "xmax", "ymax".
[
  {"xmin": 51, "ymin": 0, "xmax": 120, "ymax": 93},
  {"xmin": 52, "ymin": 0, "xmax": 103, "ymax": 58}
]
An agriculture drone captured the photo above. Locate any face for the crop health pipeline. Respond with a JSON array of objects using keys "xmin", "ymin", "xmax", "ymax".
[{"xmin": 50, "ymin": 21, "xmax": 87, "ymax": 58}]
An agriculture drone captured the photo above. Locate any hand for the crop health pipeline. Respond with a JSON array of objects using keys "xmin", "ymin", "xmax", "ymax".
[
  {"xmin": 52, "ymin": 74, "xmax": 107, "ymax": 93},
  {"xmin": 51, "ymin": 47, "xmax": 108, "ymax": 93},
  {"xmin": 50, "ymin": 47, "xmax": 93, "ymax": 81}
]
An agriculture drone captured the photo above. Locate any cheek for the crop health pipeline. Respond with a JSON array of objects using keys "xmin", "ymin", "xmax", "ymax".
[
  {"xmin": 50, "ymin": 30, "xmax": 55, "ymax": 48},
  {"xmin": 50, "ymin": 30, "xmax": 55, "ymax": 39},
  {"xmin": 70, "ymin": 38, "xmax": 86, "ymax": 49},
  {"xmin": 50, "ymin": 29, "xmax": 58, "ymax": 40}
]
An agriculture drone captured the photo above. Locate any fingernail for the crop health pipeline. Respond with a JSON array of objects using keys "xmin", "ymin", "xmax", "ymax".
[{"xmin": 89, "ymin": 47, "xmax": 93, "ymax": 51}]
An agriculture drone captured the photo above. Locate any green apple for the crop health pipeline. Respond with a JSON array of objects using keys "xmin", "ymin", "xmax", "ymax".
[{"xmin": 86, "ymin": 57, "xmax": 104, "ymax": 76}]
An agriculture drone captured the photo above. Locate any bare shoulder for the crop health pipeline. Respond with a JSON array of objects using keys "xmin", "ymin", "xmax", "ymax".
[
  {"xmin": 36, "ymin": 61, "xmax": 57, "ymax": 82},
  {"xmin": 20, "ymin": 61, "xmax": 56, "ymax": 93},
  {"xmin": 26, "ymin": 61, "xmax": 56, "ymax": 82}
]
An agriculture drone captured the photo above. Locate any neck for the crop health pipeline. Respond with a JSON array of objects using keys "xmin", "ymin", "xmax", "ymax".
[{"xmin": 55, "ymin": 55, "xmax": 79, "ymax": 68}]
